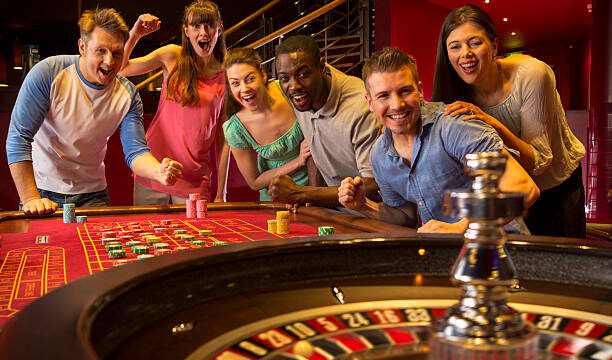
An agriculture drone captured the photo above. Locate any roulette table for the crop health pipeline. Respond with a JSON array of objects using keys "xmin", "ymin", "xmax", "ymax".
[
  {"xmin": 0, "ymin": 202, "xmax": 409, "ymax": 328},
  {"xmin": 0, "ymin": 203, "xmax": 610, "ymax": 359}
]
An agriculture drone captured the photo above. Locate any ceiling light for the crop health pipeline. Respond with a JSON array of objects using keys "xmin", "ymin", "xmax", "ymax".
[
  {"xmin": 13, "ymin": 66, "xmax": 23, "ymax": 70},
  {"xmin": 0, "ymin": 84, "xmax": 8, "ymax": 87},
  {"xmin": 484, "ymin": 0, "xmax": 490, "ymax": 3},
  {"xmin": 511, "ymin": 32, "xmax": 517, "ymax": 36},
  {"xmin": 503, "ymin": 17, "xmax": 508, "ymax": 22}
]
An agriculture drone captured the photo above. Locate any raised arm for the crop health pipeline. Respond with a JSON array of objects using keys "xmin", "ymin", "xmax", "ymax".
[{"xmin": 120, "ymin": 14, "xmax": 179, "ymax": 77}]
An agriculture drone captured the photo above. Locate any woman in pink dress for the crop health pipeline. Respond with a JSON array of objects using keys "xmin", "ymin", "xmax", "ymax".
[{"xmin": 121, "ymin": 0, "xmax": 229, "ymax": 204}]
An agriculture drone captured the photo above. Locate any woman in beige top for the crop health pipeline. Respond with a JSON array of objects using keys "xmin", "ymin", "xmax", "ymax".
[{"xmin": 432, "ymin": 4, "xmax": 586, "ymax": 238}]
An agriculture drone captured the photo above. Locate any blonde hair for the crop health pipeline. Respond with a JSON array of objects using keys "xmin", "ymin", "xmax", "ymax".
[
  {"xmin": 167, "ymin": 0, "xmax": 227, "ymax": 106},
  {"xmin": 78, "ymin": 8, "xmax": 129, "ymax": 43}
]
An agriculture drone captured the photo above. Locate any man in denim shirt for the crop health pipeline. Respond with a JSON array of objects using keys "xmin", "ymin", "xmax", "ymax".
[{"xmin": 338, "ymin": 48, "xmax": 539, "ymax": 233}]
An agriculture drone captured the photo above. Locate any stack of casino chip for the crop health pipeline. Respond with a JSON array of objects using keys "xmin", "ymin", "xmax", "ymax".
[
  {"xmin": 318, "ymin": 226, "xmax": 334, "ymax": 236},
  {"xmin": 276, "ymin": 211, "xmax": 290, "ymax": 234},
  {"xmin": 186, "ymin": 193, "xmax": 200, "ymax": 218},
  {"xmin": 267, "ymin": 220, "xmax": 277, "ymax": 233},
  {"xmin": 63, "ymin": 203, "xmax": 76, "ymax": 223},
  {"xmin": 76, "ymin": 216, "xmax": 87, "ymax": 223},
  {"xmin": 196, "ymin": 199, "xmax": 207, "ymax": 218}
]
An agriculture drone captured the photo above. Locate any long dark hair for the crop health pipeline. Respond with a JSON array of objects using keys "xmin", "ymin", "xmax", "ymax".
[
  {"xmin": 222, "ymin": 47, "xmax": 265, "ymax": 118},
  {"xmin": 167, "ymin": 0, "xmax": 227, "ymax": 106},
  {"xmin": 431, "ymin": 4, "xmax": 497, "ymax": 103}
]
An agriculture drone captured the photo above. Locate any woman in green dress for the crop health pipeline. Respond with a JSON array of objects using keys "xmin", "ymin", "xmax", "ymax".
[{"xmin": 223, "ymin": 47, "xmax": 310, "ymax": 200}]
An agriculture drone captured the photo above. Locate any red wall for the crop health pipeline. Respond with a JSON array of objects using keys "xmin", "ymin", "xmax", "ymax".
[
  {"xmin": 375, "ymin": 0, "xmax": 590, "ymax": 109},
  {"xmin": 386, "ymin": 0, "xmax": 449, "ymax": 101}
]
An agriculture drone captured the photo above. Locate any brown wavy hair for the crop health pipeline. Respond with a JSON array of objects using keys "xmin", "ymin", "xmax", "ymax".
[{"xmin": 167, "ymin": 0, "xmax": 227, "ymax": 106}]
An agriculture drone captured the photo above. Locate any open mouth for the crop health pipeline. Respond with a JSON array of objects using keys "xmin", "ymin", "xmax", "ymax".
[
  {"xmin": 290, "ymin": 93, "xmax": 309, "ymax": 108},
  {"xmin": 198, "ymin": 40, "xmax": 210, "ymax": 51},
  {"xmin": 99, "ymin": 67, "xmax": 113, "ymax": 76},
  {"xmin": 459, "ymin": 61, "xmax": 478, "ymax": 74},
  {"xmin": 241, "ymin": 94, "xmax": 255, "ymax": 104}
]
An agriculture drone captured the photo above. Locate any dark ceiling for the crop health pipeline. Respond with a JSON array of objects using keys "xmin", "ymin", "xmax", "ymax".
[{"xmin": 0, "ymin": 0, "xmax": 595, "ymax": 74}]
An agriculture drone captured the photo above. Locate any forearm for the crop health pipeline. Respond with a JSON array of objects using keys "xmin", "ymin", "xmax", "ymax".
[
  {"xmin": 252, "ymin": 158, "xmax": 305, "ymax": 190},
  {"xmin": 121, "ymin": 31, "xmax": 141, "ymax": 73},
  {"xmin": 307, "ymin": 157, "xmax": 325, "ymax": 187},
  {"xmin": 131, "ymin": 153, "xmax": 163, "ymax": 183},
  {"xmin": 493, "ymin": 124, "xmax": 536, "ymax": 171},
  {"xmin": 499, "ymin": 150, "xmax": 540, "ymax": 208},
  {"xmin": 359, "ymin": 199, "xmax": 418, "ymax": 227},
  {"xmin": 9, "ymin": 161, "xmax": 42, "ymax": 204},
  {"xmin": 215, "ymin": 140, "xmax": 230, "ymax": 200}
]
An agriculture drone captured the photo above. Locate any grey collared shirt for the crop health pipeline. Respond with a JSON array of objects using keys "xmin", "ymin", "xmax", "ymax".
[{"xmin": 294, "ymin": 65, "xmax": 381, "ymax": 186}]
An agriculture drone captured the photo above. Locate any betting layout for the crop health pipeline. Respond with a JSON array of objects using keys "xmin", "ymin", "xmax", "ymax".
[
  {"xmin": 79, "ymin": 210, "xmax": 317, "ymax": 272},
  {"xmin": 204, "ymin": 301, "xmax": 612, "ymax": 360},
  {"xmin": 0, "ymin": 210, "xmax": 321, "ymax": 327}
]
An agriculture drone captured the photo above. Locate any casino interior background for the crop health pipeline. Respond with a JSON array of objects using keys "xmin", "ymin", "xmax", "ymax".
[{"xmin": 0, "ymin": 0, "xmax": 610, "ymax": 222}]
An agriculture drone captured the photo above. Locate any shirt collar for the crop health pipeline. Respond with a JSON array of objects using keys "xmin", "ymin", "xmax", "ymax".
[{"xmin": 311, "ymin": 65, "xmax": 340, "ymax": 118}]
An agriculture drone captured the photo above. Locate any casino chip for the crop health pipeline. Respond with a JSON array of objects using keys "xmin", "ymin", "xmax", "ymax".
[
  {"xmin": 131, "ymin": 245, "xmax": 149, "ymax": 255},
  {"xmin": 108, "ymin": 250, "xmax": 126, "ymax": 259},
  {"xmin": 153, "ymin": 242, "xmax": 169, "ymax": 250},
  {"xmin": 106, "ymin": 243, "xmax": 122, "ymax": 251},
  {"xmin": 318, "ymin": 226, "xmax": 334, "ymax": 236}
]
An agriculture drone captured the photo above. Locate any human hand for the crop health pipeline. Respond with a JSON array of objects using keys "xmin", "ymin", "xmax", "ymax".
[
  {"xmin": 338, "ymin": 176, "xmax": 366, "ymax": 211},
  {"xmin": 417, "ymin": 218, "xmax": 468, "ymax": 233},
  {"xmin": 22, "ymin": 197, "xmax": 58, "ymax": 215},
  {"xmin": 268, "ymin": 175, "xmax": 304, "ymax": 204},
  {"xmin": 444, "ymin": 101, "xmax": 502, "ymax": 130},
  {"xmin": 130, "ymin": 14, "xmax": 161, "ymax": 39},
  {"xmin": 297, "ymin": 140, "xmax": 311, "ymax": 166},
  {"xmin": 159, "ymin": 158, "xmax": 183, "ymax": 185}
]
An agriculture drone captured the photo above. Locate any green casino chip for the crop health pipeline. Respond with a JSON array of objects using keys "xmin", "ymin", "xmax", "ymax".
[
  {"xmin": 131, "ymin": 245, "xmax": 149, "ymax": 254},
  {"xmin": 318, "ymin": 226, "xmax": 334, "ymax": 236},
  {"xmin": 108, "ymin": 249, "xmax": 126, "ymax": 259},
  {"xmin": 190, "ymin": 240, "xmax": 206, "ymax": 246},
  {"xmin": 106, "ymin": 243, "xmax": 122, "ymax": 251},
  {"xmin": 212, "ymin": 241, "xmax": 228, "ymax": 246}
]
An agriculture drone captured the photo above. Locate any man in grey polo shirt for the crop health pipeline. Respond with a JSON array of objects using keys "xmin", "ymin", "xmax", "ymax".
[{"xmin": 268, "ymin": 35, "xmax": 381, "ymax": 206}]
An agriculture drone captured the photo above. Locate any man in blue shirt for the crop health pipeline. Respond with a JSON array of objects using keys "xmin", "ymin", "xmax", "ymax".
[
  {"xmin": 338, "ymin": 48, "xmax": 539, "ymax": 233},
  {"xmin": 6, "ymin": 8, "xmax": 183, "ymax": 215}
]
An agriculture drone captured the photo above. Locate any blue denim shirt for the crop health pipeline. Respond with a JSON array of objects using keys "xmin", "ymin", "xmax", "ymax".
[{"xmin": 370, "ymin": 101, "xmax": 529, "ymax": 233}]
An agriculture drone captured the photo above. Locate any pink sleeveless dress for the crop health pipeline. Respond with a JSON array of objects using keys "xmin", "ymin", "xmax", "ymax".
[{"xmin": 134, "ymin": 70, "xmax": 225, "ymax": 199}]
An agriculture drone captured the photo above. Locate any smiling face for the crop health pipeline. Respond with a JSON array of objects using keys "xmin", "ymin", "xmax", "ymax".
[
  {"xmin": 275, "ymin": 51, "xmax": 327, "ymax": 112},
  {"xmin": 184, "ymin": 21, "xmax": 222, "ymax": 59},
  {"xmin": 366, "ymin": 66, "xmax": 423, "ymax": 136},
  {"xmin": 445, "ymin": 21, "xmax": 497, "ymax": 86},
  {"xmin": 78, "ymin": 27, "xmax": 125, "ymax": 86},
  {"xmin": 226, "ymin": 63, "xmax": 267, "ymax": 111}
]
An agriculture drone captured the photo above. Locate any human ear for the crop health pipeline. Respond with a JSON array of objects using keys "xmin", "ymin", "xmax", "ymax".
[{"xmin": 78, "ymin": 38, "xmax": 86, "ymax": 56}]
